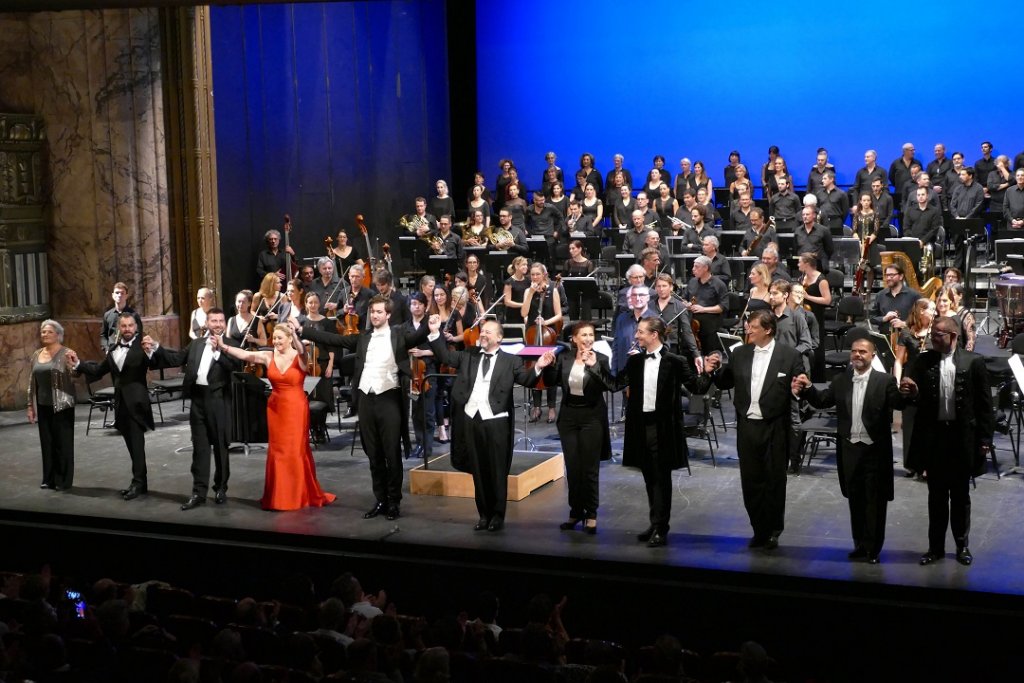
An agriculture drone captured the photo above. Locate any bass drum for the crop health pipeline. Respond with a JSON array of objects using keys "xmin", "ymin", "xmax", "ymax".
[{"xmin": 995, "ymin": 275, "xmax": 1024, "ymax": 348}]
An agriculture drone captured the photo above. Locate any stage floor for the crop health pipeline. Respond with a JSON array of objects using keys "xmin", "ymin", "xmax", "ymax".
[{"xmin": 3, "ymin": 389, "xmax": 1024, "ymax": 601}]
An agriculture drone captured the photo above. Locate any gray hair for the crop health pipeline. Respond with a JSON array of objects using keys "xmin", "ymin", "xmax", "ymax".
[
  {"xmin": 802, "ymin": 193, "xmax": 818, "ymax": 207},
  {"xmin": 694, "ymin": 255, "xmax": 712, "ymax": 268},
  {"xmin": 645, "ymin": 230, "xmax": 660, "ymax": 241},
  {"xmin": 762, "ymin": 244, "xmax": 779, "ymax": 258},
  {"xmin": 40, "ymin": 319, "xmax": 64, "ymax": 343},
  {"xmin": 316, "ymin": 256, "xmax": 334, "ymax": 269},
  {"xmin": 702, "ymin": 235, "xmax": 720, "ymax": 249},
  {"xmin": 264, "ymin": 228, "xmax": 281, "ymax": 242},
  {"xmin": 613, "ymin": 153, "xmax": 624, "ymax": 162},
  {"xmin": 625, "ymin": 264, "xmax": 646, "ymax": 279}
]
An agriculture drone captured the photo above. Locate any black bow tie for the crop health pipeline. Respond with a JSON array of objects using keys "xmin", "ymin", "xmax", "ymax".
[
  {"xmin": 118, "ymin": 340, "xmax": 133, "ymax": 349},
  {"xmin": 645, "ymin": 352, "xmax": 659, "ymax": 360}
]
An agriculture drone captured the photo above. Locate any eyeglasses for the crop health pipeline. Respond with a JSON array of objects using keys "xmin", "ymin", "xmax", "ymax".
[{"xmin": 930, "ymin": 330, "xmax": 952, "ymax": 338}]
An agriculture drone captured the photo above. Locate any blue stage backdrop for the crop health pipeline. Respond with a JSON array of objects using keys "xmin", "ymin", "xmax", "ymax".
[
  {"xmin": 211, "ymin": 0, "xmax": 450, "ymax": 300},
  {"xmin": 476, "ymin": 0, "xmax": 1022, "ymax": 192}
]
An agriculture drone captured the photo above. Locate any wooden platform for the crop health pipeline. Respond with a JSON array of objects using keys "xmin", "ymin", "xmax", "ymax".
[{"xmin": 409, "ymin": 451, "xmax": 564, "ymax": 500}]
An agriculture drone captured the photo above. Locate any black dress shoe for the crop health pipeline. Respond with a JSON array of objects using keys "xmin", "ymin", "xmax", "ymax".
[
  {"xmin": 919, "ymin": 550, "xmax": 944, "ymax": 565},
  {"xmin": 764, "ymin": 534, "xmax": 780, "ymax": 550},
  {"xmin": 583, "ymin": 520, "xmax": 597, "ymax": 535},
  {"xmin": 40, "ymin": 483, "xmax": 52, "ymax": 489},
  {"xmin": 119, "ymin": 487, "xmax": 131, "ymax": 496},
  {"xmin": 848, "ymin": 547, "xmax": 868, "ymax": 560},
  {"xmin": 647, "ymin": 531, "xmax": 668, "ymax": 547},
  {"xmin": 787, "ymin": 463, "xmax": 801, "ymax": 475},
  {"xmin": 473, "ymin": 518, "xmax": 490, "ymax": 531},
  {"xmin": 559, "ymin": 519, "xmax": 581, "ymax": 531},
  {"xmin": 385, "ymin": 506, "xmax": 400, "ymax": 521},
  {"xmin": 363, "ymin": 502, "xmax": 385, "ymax": 519},
  {"xmin": 956, "ymin": 547, "xmax": 973, "ymax": 566},
  {"xmin": 122, "ymin": 486, "xmax": 147, "ymax": 501},
  {"xmin": 487, "ymin": 517, "xmax": 505, "ymax": 532},
  {"xmin": 637, "ymin": 526, "xmax": 655, "ymax": 543},
  {"xmin": 748, "ymin": 536, "xmax": 766, "ymax": 549},
  {"xmin": 867, "ymin": 555, "xmax": 881, "ymax": 565},
  {"xmin": 181, "ymin": 495, "xmax": 205, "ymax": 511},
  {"xmin": 409, "ymin": 446, "xmax": 424, "ymax": 460},
  {"xmin": 215, "ymin": 490, "xmax": 227, "ymax": 505}
]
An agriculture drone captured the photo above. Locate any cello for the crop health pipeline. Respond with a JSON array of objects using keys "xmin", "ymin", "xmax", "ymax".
[
  {"xmin": 524, "ymin": 275, "xmax": 562, "ymax": 390},
  {"xmin": 356, "ymin": 214, "xmax": 376, "ymax": 289}
]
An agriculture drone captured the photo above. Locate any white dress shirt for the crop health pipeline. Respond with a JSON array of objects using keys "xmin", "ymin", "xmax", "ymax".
[
  {"xmin": 747, "ymin": 340, "xmax": 776, "ymax": 419},
  {"xmin": 567, "ymin": 360, "xmax": 586, "ymax": 397},
  {"xmin": 465, "ymin": 351, "xmax": 508, "ymax": 420},
  {"xmin": 195, "ymin": 336, "xmax": 222, "ymax": 386},
  {"xmin": 938, "ymin": 351, "xmax": 956, "ymax": 420},
  {"xmin": 358, "ymin": 326, "xmax": 399, "ymax": 394},
  {"xmin": 849, "ymin": 369, "xmax": 873, "ymax": 444},
  {"xmin": 643, "ymin": 344, "xmax": 664, "ymax": 413}
]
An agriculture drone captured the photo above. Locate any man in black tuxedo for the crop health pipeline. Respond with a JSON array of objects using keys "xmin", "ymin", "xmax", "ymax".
[
  {"xmin": 70, "ymin": 312, "xmax": 157, "ymax": 500},
  {"xmin": 294, "ymin": 296, "xmax": 429, "ymax": 521},
  {"xmin": 794, "ymin": 332, "xmax": 906, "ymax": 563},
  {"xmin": 427, "ymin": 317, "xmax": 540, "ymax": 531},
  {"xmin": 148, "ymin": 308, "xmax": 242, "ymax": 510},
  {"xmin": 899, "ymin": 316, "xmax": 994, "ymax": 567},
  {"xmin": 613, "ymin": 317, "xmax": 714, "ymax": 547},
  {"xmin": 711, "ymin": 309, "xmax": 806, "ymax": 550}
]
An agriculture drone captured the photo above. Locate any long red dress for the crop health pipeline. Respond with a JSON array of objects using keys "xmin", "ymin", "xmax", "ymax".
[{"xmin": 262, "ymin": 355, "xmax": 336, "ymax": 511}]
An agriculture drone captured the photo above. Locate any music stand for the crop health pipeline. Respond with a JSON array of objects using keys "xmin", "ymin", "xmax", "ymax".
[
  {"xmin": 511, "ymin": 344, "xmax": 559, "ymax": 452},
  {"xmin": 231, "ymin": 371, "xmax": 269, "ymax": 456},
  {"xmin": 716, "ymin": 333, "xmax": 744, "ymax": 359},
  {"xmin": 562, "ymin": 277, "xmax": 599, "ymax": 321},
  {"xmin": 866, "ymin": 331, "xmax": 896, "ymax": 373},
  {"xmin": 777, "ymin": 233, "xmax": 795, "ymax": 259},
  {"xmin": 526, "ymin": 236, "xmax": 549, "ymax": 264},
  {"xmin": 425, "ymin": 255, "xmax": 459, "ymax": 283},
  {"xmin": 606, "ymin": 228, "xmax": 626, "ymax": 250},
  {"xmin": 664, "ymin": 235, "xmax": 686, "ymax": 256},
  {"xmin": 727, "ymin": 256, "xmax": 757, "ymax": 290},
  {"xmin": 718, "ymin": 230, "xmax": 745, "ymax": 256},
  {"xmin": 579, "ymin": 236, "xmax": 601, "ymax": 262},
  {"xmin": 670, "ymin": 253, "xmax": 697, "ymax": 280},
  {"xmin": 885, "ymin": 237, "xmax": 922, "ymax": 271},
  {"xmin": 485, "ymin": 251, "xmax": 515, "ymax": 284},
  {"xmin": 995, "ymin": 239, "xmax": 1024, "ymax": 263}
]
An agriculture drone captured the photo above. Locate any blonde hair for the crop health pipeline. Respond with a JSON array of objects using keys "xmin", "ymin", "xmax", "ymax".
[
  {"xmin": 258, "ymin": 273, "xmax": 279, "ymax": 301},
  {"xmin": 507, "ymin": 256, "xmax": 529, "ymax": 276}
]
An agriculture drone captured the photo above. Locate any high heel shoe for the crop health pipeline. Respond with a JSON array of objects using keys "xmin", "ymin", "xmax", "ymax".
[
  {"xmin": 583, "ymin": 519, "xmax": 597, "ymax": 535},
  {"xmin": 547, "ymin": 408, "xmax": 556, "ymax": 423},
  {"xmin": 559, "ymin": 518, "xmax": 581, "ymax": 531},
  {"xmin": 529, "ymin": 408, "xmax": 541, "ymax": 423},
  {"xmin": 437, "ymin": 425, "xmax": 449, "ymax": 443}
]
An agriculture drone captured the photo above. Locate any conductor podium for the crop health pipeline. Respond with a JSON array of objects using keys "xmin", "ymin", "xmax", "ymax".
[{"xmin": 409, "ymin": 451, "xmax": 565, "ymax": 500}]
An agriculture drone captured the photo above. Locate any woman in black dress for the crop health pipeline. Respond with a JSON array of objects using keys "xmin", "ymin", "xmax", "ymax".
[
  {"xmin": 467, "ymin": 184, "xmax": 491, "ymax": 228},
  {"xmin": 503, "ymin": 182, "xmax": 528, "ymax": 232},
  {"xmin": 674, "ymin": 157, "xmax": 695, "ymax": 198},
  {"xmin": 463, "ymin": 252, "xmax": 493, "ymax": 307},
  {"xmin": 643, "ymin": 168, "xmax": 664, "ymax": 203},
  {"xmin": 27, "ymin": 319, "xmax": 77, "ymax": 491},
  {"xmin": 797, "ymin": 253, "xmax": 831, "ymax": 382},
  {"xmin": 564, "ymin": 239, "xmax": 594, "ymax": 276},
  {"xmin": 503, "ymin": 256, "xmax": 531, "ymax": 323},
  {"xmin": 548, "ymin": 182, "xmax": 569, "ymax": 219},
  {"xmin": 521, "ymin": 263, "xmax": 564, "ymax": 423},
  {"xmin": 580, "ymin": 184, "xmax": 604, "ymax": 235},
  {"xmin": 298, "ymin": 292, "xmax": 336, "ymax": 414},
  {"xmin": 430, "ymin": 180, "xmax": 456, "ymax": 221},
  {"xmin": 578, "ymin": 152, "xmax": 602, "ymax": 196},
  {"xmin": 538, "ymin": 321, "xmax": 613, "ymax": 534},
  {"xmin": 227, "ymin": 289, "xmax": 266, "ymax": 347},
  {"xmin": 653, "ymin": 183, "xmax": 679, "ymax": 231},
  {"xmin": 328, "ymin": 228, "xmax": 362, "ymax": 279},
  {"xmin": 494, "ymin": 159, "xmax": 514, "ymax": 212}
]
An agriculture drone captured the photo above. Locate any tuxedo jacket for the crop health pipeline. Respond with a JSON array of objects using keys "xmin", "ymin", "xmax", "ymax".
[
  {"xmin": 712, "ymin": 342, "xmax": 805, "ymax": 423},
  {"xmin": 78, "ymin": 338, "xmax": 157, "ymax": 431},
  {"xmin": 802, "ymin": 368, "xmax": 906, "ymax": 500},
  {"xmin": 613, "ymin": 349, "xmax": 711, "ymax": 470},
  {"xmin": 302, "ymin": 323, "xmax": 429, "ymax": 394},
  {"xmin": 905, "ymin": 348, "xmax": 994, "ymax": 475},
  {"xmin": 542, "ymin": 351, "xmax": 614, "ymax": 461},
  {"xmin": 152, "ymin": 336, "xmax": 242, "ymax": 398},
  {"xmin": 430, "ymin": 338, "xmax": 540, "ymax": 417}
]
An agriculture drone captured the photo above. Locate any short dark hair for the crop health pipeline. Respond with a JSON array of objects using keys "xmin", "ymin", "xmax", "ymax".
[
  {"xmin": 639, "ymin": 316, "xmax": 668, "ymax": 341},
  {"xmin": 747, "ymin": 308, "xmax": 776, "ymax": 336},
  {"xmin": 369, "ymin": 294, "xmax": 392, "ymax": 313},
  {"xmin": 374, "ymin": 269, "xmax": 393, "ymax": 286},
  {"xmin": 207, "ymin": 307, "xmax": 226, "ymax": 318},
  {"xmin": 408, "ymin": 291, "xmax": 427, "ymax": 305}
]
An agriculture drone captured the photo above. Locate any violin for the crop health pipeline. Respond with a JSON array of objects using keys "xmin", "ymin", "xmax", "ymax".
[
  {"xmin": 342, "ymin": 291, "xmax": 360, "ymax": 335},
  {"xmin": 410, "ymin": 354, "xmax": 430, "ymax": 397},
  {"xmin": 461, "ymin": 290, "xmax": 482, "ymax": 349},
  {"xmin": 306, "ymin": 341, "xmax": 321, "ymax": 376},
  {"xmin": 439, "ymin": 285, "xmax": 468, "ymax": 375}
]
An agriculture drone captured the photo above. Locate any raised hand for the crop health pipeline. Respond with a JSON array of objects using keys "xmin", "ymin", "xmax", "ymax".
[
  {"xmin": 791, "ymin": 373, "xmax": 811, "ymax": 395},
  {"xmin": 427, "ymin": 314, "xmax": 441, "ymax": 334},
  {"xmin": 536, "ymin": 350, "xmax": 556, "ymax": 368}
]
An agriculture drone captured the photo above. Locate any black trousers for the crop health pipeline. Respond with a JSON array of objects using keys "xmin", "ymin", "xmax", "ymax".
[
  {"xmin": 557, "ymin": 404, "xmax": 602, "ymax": 518},
  {"xmin": 925, "ymin": 424, "xmax": 971, "ymax": 551},
  {"xmin": 465, "ymin": 413, "xmax": 511, "ymax": 520},
  {"xmin": 189, "ymin": 388, "xmax": 231, "ymax": 497},
  {"xmin": 119, "ymin": 418, "xmax": 148, "ymax": 488},
  {"xmin": 693, "ymin": 314, "xmax": 722, "ymax": 354},
  {"xmin": 639, "ymin": 420, "xmax": 674, "ymax": 533},
  {"xmin": 736, "ymin": 414, "xmax": 789, "ymax": 539},
  {"xmin": 37, "ymin": 405, "xmax": 75, "ymax": 488},
  {"xmin": 357, "ymin": 389, "xmax": 404, "ymax": 505},
  {"xmin": 842, "ymin": 439, "xmax": 889, "ymax": 555},
  {"xmin": 411, "ymin": 382, "xmax": 437, "ymax": 458}
]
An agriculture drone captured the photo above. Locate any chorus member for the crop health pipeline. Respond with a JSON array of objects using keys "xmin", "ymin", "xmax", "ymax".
[
  {"xmin": 642, "ymin": 169, "xmax": 664, "ymax": 205},
  {"xmin": 430, "ymin": 179, "xmax": 456, "ymax": 222},
  {"xmin": 711, "ymin": 309, "xmax": 806, "ymax": 549},
  {"xmin": 768, "ymin": 176, "xmax": 800, "ymax": 231},
  {"xmin": 623, "ymin": 210, "xmax": 651, "ymax": 257},
  {"xmin": 546, "ymin": 181, "xmax": 568, "ymax": 221},
  {"xmin": 604, "ymin": 170, "xmax": 629, "ymax": 210},
  {"xmin": 675, "ymin": 157, "xmax": 695, "ymax": 198},
  {"xmin": 327, "ymin": 227, "xmax": 362, "ymax": 276},
  {"xmin": 685, "ymin": 256, "xmax": 727, "ymax": 354},
  {"xmin": 1004, "ymin": 169, "xmax": 1024, "ymax": 229},
  {"xmin": 564, "ymin": 239, "xmax": 594, "ymax": 277},
  {"xmin": 490, "ymin": 210, "xmax": 528, "ymax": 255},
  {"xmin": 760, "ymin": 146, "xmax": 780, "ymax": 195},
  {"xmin": 950, "ymin": 168, "xmax": 985, "ymax": 218},
  {"xmin": 927, "ymin": 143, "xmax": 953, "ymax": 204},
  {"xmin": 765, "ymin": 157, "xmax": 791, "ymax": 199},
  {"xmin": 612, "ymin": 185, "xmax": 636, "ymax": 228},
  {"xmin": 806, "ymin": 148, "xmax": 836, "ymax": 195},
  {"xmin": 730, "ymin": 193, "xmax": 755, "ymax": 232},
  {"xmin": 794, "ymin": 206, "xmax": 833, "ymax": 270},
  {"xmin": 903, "ymin": 186, "xmax": 943, "ymax": 254},
  {"xmin": 216, "ymin": 324, "xmax": 334, "ymax": 510},
  {"xmin": 568, "ymin": 169, "xmax": 588, "ymax": 204},
  {"xmin": 406, "ymin": 292, "xmax": 436, "ymax": 461},
  {"xmin": 760, "ymin": 244, "xmax": 790, "ymax": 281},
  {"xmin": 256, "ymin": 228, "xmax": 295, "ymax": 284},
  {"xmin": 526, "ymin": 191, "xmax": 563, "ymax": 250},
  {"xmin": 815, "ymin": 172, "xmax": 849, "ymax": 231},
  {"xmin": 651, "ymin": 182, "xmax": 678, "ymax": 232},
  {"xmin": 987, "ymin": 155, "xmax": 1013, "ymax": 214},
  {"xmin": 649, "ymin": 274, "xmax": 700, "ymax": 363},
  {"xmin": 467, "ymin": 185, "xmax": 491, "ymax": 229},
  {"xmin": 462, "ymin": 209, "xmax": 492, "ymax": 247},
  {"xmin": 853, "ymin": 150, "xmax": 888, "ymax": 200},
  {"xmin": 974, "ymin": 141, "xmax": 996, "ymax": 192},
  {"xmin": 691, "ymin": 160, "xmax": 712, "ymax": 199},
  {"xmin": 868, "ymin": 178, "xmax": 894, "ymax": 226},
  {"xmin": 613, "ymin": 318, "xmax": 715, "ymax": 547},
  {"xmin": 537, "ymin": 322, "xmax": 614, "ymax": 534},
  {"xmin": 540, "ymin": 150, "xmax": 564, "ymax": 187},
  {"xmin": 503, "ymin": 256, "xmax": 530, "ymax": 321},
  {"xmin": 635, "ymin": 191, "xmax": 658, "ymax": 225},
  {"xmin": 797, "ymin": 253, "xmax": 831, "ymax": 381},
  {"xmin": 612, "ymin": 285, "xmax": 655, "ymax": 376},
  {"xmin": 900, "ymin": 317, "xmax": 994, "ymax": 567},
  {"xmin": 503, "ymin": 180, "xmax": 528, "ymax": 231},
  {"xmin": 607, "ymin": 156, "xmax": 633, "ymax": 193},
  {"xmin": 702, "ymin": 235, "xmax": 731, "ymax": 287},
  {"xmin": 723, "ymin": 150, "xmax": 741, "ymax": 187},
  {"xmin": 428, "ymin": 317, "xmax": 540, "ymax": 531},
  {"xmin": 696, "ymin": 187, "xmax": 719, "ymax": 225},
  {"xmin": 521, "ymin": 264, "xmax": 563, "ymax": 423},
  {"xmin": 578, "ymin": 152, "xmax": 603, "ymax": 196},
  {"xmin": 297, "ymin": 296, "xmax": 428, "ymax": 518},
  {"xmin": 794, "ymin": 332, "xmax": 906, "ymax": 563},
  {"xmin": 579, "ymin": 184, "xmax": 603, "ymax": 234},
  {"xmin": 507, "ymin": 167, "xmax": 528, "ymax": 209},
  {"xmin": 309, "ymin": 257, "xmax": 344, "ymax": 316},
  {"xmin": 901, "ymin": 171, "xmax": 939, "ymax": 215},
  {"xmin": 227, "ymin": 290, "xmax": 265, "ymax": 347},
  {"xmin": 868, "ymin": 262, "xmax": 921, "ymax": 335},
  {"xmin": 494, "ymin": 159, "xmax": 514, "ymax": 210},
  {"xmin": 149, "ymin": 308, "xmax": 242, "ymax": 509},
  {"xmin": 888, "ymin": 143, "xmax": 920, "ymax": 200},
  {"xmin": 740, "ymin": 208, "xmax": 774, "ymax": 258},
  {"xmin": 729, "ymin": 163, "xmax": 753, "ymax": 203},
  {"xmin": 27, "ymin": 320, "xmax": 77, "ymax": 491},
  {"xmin": 70, "ymin": 312, "xmax": 158, "ymax": 500},
  {"xmin": 100, "ymin": 282, "xmax": 144, "ymax": 353}
]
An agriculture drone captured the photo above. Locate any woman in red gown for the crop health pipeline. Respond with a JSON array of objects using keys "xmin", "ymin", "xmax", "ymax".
[{"xmin": 214, "ymin": 324, "xmax": 335, "ymax": 510}]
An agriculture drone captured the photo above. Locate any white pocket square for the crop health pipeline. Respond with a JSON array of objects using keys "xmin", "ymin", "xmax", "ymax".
[{"xmin": 777, "ymin": 372, "xmax": 786, "ymax": 378}]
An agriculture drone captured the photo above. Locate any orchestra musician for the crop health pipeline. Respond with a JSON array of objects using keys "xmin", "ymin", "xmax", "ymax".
[
  {"xmin": 226, "ymin": 290, "xmax": 266, "ymax": 347},
  {"xmin": 100, "ymin": 282, "xmax": 143, "ymax": 354},
  {"xmin": 521, "ymin": 263, "xmax": 563, "ymax": 424},
  {"xmin": 188, "ymin": 288, "xmax": 215, "ymax": 341},
  {"xmin": 740, "ymin": 208, "xmax": 774, "ymax": 258},
  {"xmin": 256, "ymin": 228, "xmax": 295, "ymax": 284}
]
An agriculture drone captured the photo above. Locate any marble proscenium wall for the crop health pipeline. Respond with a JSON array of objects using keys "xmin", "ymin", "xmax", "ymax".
[{"xmin": 0, "ymin": 9, "xmax": 176, "ymax": 409}]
